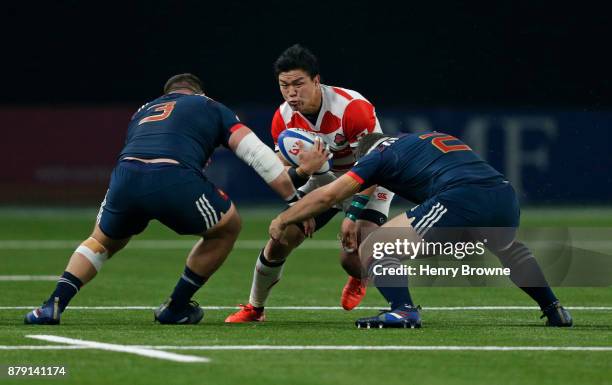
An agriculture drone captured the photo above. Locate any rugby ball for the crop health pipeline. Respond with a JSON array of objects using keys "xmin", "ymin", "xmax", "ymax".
[{"xmin": 277, "ymin": 128, "xmax": 332, "ymax": 175}]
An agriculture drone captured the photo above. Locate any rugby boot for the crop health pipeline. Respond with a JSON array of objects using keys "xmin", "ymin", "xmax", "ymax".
[
  {"xmin": 224, "ymin": 304, "xmax": 265, "ymax": 323},
  {"xmin": 24, "ymin": 297, "xmax": 61, "ymax": 325},
  {"xmin": 341, "ymin": 276, "xmax": 367, "ymax": 310},
  {"xmin": 355, "ymin": 305, "xmax": 422, "ymax": 329},
  {"xmin": 154, "ymin": 299, "xmax": 204, "ymax": 324},
  {"xmin": 541, "ymin": 301, "xmax": 573, "ymax": 327}
]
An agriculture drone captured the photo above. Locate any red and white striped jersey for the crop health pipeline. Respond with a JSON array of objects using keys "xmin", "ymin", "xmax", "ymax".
[{"xmin": 271, "ymin": 85, "xmax": 382, "ymax": 172}]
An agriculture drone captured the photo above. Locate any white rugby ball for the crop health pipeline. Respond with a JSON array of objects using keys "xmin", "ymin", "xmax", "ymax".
[{"xmin": 277, "ymin": 128, "xmax": 332, "ymax": 175}]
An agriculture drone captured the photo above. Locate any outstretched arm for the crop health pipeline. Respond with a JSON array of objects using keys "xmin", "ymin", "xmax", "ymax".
[
  {"xmin": 270, "ymin": 174, "xmax": 362, "ymax": 241},
  {"xmin": 228, "ymin": 125, "xmax": 297, "ymax": 200},
  {"xmin": 340, "ymin": 184, "xmax": 377, "ymax": 251}
]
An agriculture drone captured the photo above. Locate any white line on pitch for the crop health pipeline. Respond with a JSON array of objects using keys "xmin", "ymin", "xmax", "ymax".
[
  {"xmin": 25, "ymin": 335, "xmax": 209, "ymax": 363},
  {"xmin": 4, "ymin": 344, "xmax": 612, "ymax": 352},
  {"xmin": 3, "ymin": 306, "xmax": 611, "ymax": 311},
  {"xmin": 0, "ymin": 345, "xmax": 87, "ymax": 350},
  {"xmin": 150, "ymin": 345, "xmax": 612, "ymax": 352},
  {"xmin": 0, "ymin": 275, "xmax": 58, "ymax": 281}
]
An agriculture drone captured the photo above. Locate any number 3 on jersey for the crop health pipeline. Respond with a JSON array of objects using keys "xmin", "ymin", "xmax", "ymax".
[
  {"xmin": 138, "ymin": 101, "xmax": 176, "ymax": 125},
  {"xmin": 419, "ymin": 132, "xmax": 471, "ymax": 153}
]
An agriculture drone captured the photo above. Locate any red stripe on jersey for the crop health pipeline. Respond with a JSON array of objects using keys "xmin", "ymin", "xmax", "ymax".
[
  {"xmin": 229, "ymin": 123, "xmax": 246, "ymax": 133},
  {"xmin": 346, "ymin": 171, "xmax": 364, "ymax": 185},
  {"xmin": 332, "ymin": 87, "xmax": 354, "ymax": 101}
]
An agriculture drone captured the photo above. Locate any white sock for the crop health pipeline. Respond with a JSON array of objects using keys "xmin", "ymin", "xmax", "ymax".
[{"xmin": 248, "ymin": 251, "xmax": 285, "ymax": 308}]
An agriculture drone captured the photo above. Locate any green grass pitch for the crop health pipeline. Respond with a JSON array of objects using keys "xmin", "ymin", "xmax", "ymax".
[{"xmin": 0, "ymin": 206, "xmax": 611, "ymax": 385}]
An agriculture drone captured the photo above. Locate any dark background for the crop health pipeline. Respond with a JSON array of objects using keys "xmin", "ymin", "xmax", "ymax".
[
  {"xmin": 1, "ymin": 1, "xmax": 611, "ymax": 205},
  {"xmin": 2, "ymin": 1, "xmax": 611, "ymax": 108}
]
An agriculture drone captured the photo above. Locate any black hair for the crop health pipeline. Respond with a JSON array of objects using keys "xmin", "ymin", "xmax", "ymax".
[
  {"xmin": 355, "ymin": 133, "xmax": 390, "ymax": 159},
  {"xmin": 163, "ymin": 73, "xmax": 203, "ymax": 94},
  {"xmin": 274, "ymin": 44, "xmax": 320, "ymax": 79}
]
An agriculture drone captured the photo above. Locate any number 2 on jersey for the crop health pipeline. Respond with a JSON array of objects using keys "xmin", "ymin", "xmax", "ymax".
[
  {"xmin": 138, "ymin": 101, "xmax": 176, "ymax": 125},
  {"xmin": 419, "ymin": 132, "xmax": 471, "ymax": 153}
]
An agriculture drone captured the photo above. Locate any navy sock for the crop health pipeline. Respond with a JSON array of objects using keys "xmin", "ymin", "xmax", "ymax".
[
  {"xmin": 369, "ymin": 257, "xmax": 414, "ymax": 309},
  {"xmin": 169, "ymin": 266, "xmax": 207, "ymax": 309},
  {"xmin": 495, "ymin": 242, "xmax": 559, "ymax": 309},
  {"xmin": 510, "ymin": 257, "xmax": 558, "ymax": 308},
  {"xmin": 46, "ymin": 271, "xmax": 83, "ymax": 312},
  {"xmin": 521, "ymin": 286, "xmax": 558, "ymax": 310},
  {"xmin": 376, "ymin": 285, "xmax": 414, "ymax": 310}
]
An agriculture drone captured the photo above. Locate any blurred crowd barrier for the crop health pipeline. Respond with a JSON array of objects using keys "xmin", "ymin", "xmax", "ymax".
[{"xmin": 1, "ymin": 106, "xmax": 610, "ymax": 205}]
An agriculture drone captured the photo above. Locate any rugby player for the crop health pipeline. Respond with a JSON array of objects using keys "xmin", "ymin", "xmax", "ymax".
[
  {"xmin": 225, "ymin": 45, "xmax": 393, "ymax": 322},
  {"xmin": 24, "ymin": 73, "xmax": 327, "ymax": 325},
  {"xmin": 269, "ymin": 132, "xmax": 573, "ymax": 328}
]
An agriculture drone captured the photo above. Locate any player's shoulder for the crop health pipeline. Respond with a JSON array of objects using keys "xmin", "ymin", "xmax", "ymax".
[
  {"xmin": 178, "ymin": 93, "xmax": 213, "ymax": 107},
  {"xmin": 323, "ymin": 85, "xmax": 371, "ymax": 105},
  {"xmin": 178, "ymin": 94, "xmax": 241, "ymax": 127},
  {"xmin": 382, "ymin": 134, "xmax": 422, "ymax": 155},
  {"xmin": 187, "ymin": 94, "xmax": 238, "ymax": 117},
  {"xmin": 174, "ymin": 93, "xmax": 224, "ymax": 106},
  {"xmin": 356, "ymin": 136, "xmax": 403, "ymax": 165},
  {"xmin": 322, "ymin": 85, "xmax": 374, "ymax": 122},
  {"xmin": 131, "ymin": 95, "xmax": 171, "ymax": 121},
  {"xmin": 144, "ymin": 93, "xmax": 207, "ymax": 112}
]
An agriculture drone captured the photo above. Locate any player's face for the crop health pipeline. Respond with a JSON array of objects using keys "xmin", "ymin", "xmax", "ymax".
[{"xmin": 278, "ymin": 70, "xmax": 321, "ymax": 114}]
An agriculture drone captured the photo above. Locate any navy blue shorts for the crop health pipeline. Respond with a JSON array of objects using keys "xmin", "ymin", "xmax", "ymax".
[
  {"xmin": 407, "ymin": 182, "xmax": 520, "ymax": 250},
  {"xmin": 97, "ymin": 160, "xmax": 232, "ymax": 239}
]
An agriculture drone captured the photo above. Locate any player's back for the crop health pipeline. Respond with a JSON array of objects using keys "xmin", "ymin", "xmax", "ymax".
[
  {"xmin": 367, "ymin": 132, "xmax": 504, "ymax": 203},
  {"xmin": 120, "ymin": 93, "xmax": 240, "ymax": 171}
]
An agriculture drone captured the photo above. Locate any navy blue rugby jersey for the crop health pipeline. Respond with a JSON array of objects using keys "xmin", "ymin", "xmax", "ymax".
[
  {"xmin": 347, "ymin": 132, "xmax": 505, "ymax": 203},
  {"xmin": 120, "ymin": 93, "xmax": 243, "ymax": 171}
]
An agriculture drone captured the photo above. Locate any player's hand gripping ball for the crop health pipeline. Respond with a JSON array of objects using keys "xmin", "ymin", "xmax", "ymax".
[{"xmin": 277, "ymin": 128, "xmax": 332, "ymax": 175}]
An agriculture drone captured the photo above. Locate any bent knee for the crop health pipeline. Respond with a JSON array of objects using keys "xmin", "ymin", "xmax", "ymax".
[
  {"xmin": 264, "ymin": 225, "xmax": 305, "ymax": 261},
  {"xmin": 224, "ymin": 208, "xmax": 242, "ymax": 235},
  {"xmin": 91, "ymin": 226, "xmax": 128, "ymax": 256}
]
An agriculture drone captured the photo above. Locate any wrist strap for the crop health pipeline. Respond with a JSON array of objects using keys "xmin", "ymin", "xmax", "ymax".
[
  {"xmin": 285, "ymin": 191, "xmax": 301, "ymax": 206},
  {"xmin": 288, "ymin": 166, "xmax": 309, "ymax": 188},
  {"xmin": 345, "ymin": 194, "xmax": 370, "ymax": 222}
]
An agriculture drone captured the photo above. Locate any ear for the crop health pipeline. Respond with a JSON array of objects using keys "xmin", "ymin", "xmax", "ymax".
[{"xmin": 313, "ymin": 74, "xmax": 321, "ymax": 86}]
